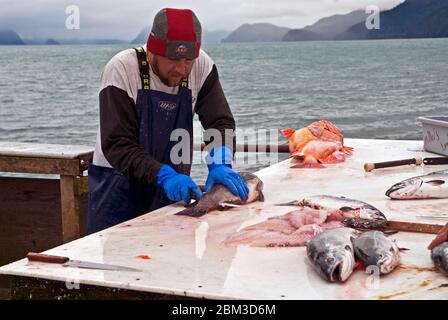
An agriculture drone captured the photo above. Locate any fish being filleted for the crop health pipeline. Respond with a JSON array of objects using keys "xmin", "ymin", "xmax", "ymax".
[
  {"xmin": 280, "ymin": 195, "xmax": 388, "ymax": 230},
  {"xmin": 175, "ymin": 172, "xmax": 264, "ymax": 217},
  {"xmin": 306, "ymin": 227, "xmax": 358, "ymax": 282},
  {"xmin": 386, "ymin": 170, "xmax": 448, "ymax": 200},
  {"xmin": 431, "ymin": 242, "xmax": 448, "ymax": 275},
  {"xmin": 353, "ymin": 231, "xmax": 400, "ymax": 275}
]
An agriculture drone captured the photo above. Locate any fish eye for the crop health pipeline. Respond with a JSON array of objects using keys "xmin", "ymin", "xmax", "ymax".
[
  {"xmin": 345, "ymin": 245, "xmax": 351, "ymax": 251},
  {"xmin": 326, "ymin": 257, "xmax": 335, "ymax": 264}
]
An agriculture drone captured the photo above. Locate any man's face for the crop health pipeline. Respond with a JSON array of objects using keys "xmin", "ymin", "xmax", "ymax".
[{"xmin": 149, "ymin": 53, "xmax": 195, "ymax": 87}]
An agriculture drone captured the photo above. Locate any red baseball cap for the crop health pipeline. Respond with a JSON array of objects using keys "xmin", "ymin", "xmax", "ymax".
[{"xmin": 147, "ymin": 8, "xmax": 202, "ymax": 59}]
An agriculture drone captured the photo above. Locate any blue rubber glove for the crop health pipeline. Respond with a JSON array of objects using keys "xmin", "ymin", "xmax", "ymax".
[
  {"xmin": 204, "ymin": 146, "xmax": 249, "ymax": 200},
  {"xmin": 156, "ymin": 165, "xmax": 202, "ymax": 203}
]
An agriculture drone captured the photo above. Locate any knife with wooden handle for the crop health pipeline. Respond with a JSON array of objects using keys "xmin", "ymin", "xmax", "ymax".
[
  {"xmin": 27, "ymin": 252, "xmax": 141, "ymax": 272},
  {"xmin": 364, "ymin": 157, "xmax": 423, "ymax": 172},
  {"xmin": 364, "ymin": 156, "xmax": 448, "ymax": 172}
]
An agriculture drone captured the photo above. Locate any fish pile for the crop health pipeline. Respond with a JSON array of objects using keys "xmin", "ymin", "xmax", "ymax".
[
  {"xmin": 176, "ymin": 172, "xmax": 264, "ymax": 217},
  {"xmin": 224, "ymin": 195, "xmax": 388, "ymax": 247},
  {"xmin": 386, "ymin": 170, "xmax": 448, "ymax": 199},
  {"xmin": 281, "ymin": 120, "xmax": 353, "ymax": 168},
  {"xmin": 428, "ymin": 223, "xmax": 448, "ymax": 275},
  {"xmin": 307, "ymin": 228, "xmax": 401, "ymax": 282}
]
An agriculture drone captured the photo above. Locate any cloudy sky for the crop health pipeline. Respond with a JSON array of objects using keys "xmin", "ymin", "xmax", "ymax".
[{"xmin": 0, "ymin": 0, "xmax": 404, "ymax": 40}]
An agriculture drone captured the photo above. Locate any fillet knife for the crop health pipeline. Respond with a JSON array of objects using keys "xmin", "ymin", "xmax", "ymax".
[
  {"xmin": 364, "ymin": 156, "xmax": 448, "ymax": 172},
  {"xmin": 27, "ymin": 252, "xmax": 141, "ymax": 272}
]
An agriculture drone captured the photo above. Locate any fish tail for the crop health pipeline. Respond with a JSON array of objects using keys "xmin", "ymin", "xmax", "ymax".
[
  {"xmin": 291, "ymin": 162, "xmax": 325, "ymax": 169},
  {"xmin": 175, "ymin": 207, "xmax": 208, "ymax": 217},
  {"xmin": 275, "ymin": 200, "xmax": 299, "ymax": 206}
]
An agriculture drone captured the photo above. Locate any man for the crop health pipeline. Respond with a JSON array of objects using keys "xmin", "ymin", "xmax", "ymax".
[{"xmin": 87, "ymin": 8, "xmax": 248, "ymax": 233}]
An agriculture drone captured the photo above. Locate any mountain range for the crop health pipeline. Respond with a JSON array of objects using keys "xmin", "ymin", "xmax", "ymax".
[
  {"xmin": 0, "ymin": 29, "xmax": 24, "ymax": 45},
  {"xmin": 130, "ymin": 27, "xmax": 230, "ymax": 44},
  {"xmin": 284, "ymin": 10, "xmax": 366, "ymax": 41},
  {"xmin": 224, "ymin": 0, "xmax": 448, "ymax": 42},
  {"xmin": 221, "ymin": 23, "xmax": 290, "ymax": 42},
  {"xmin": 1, "ymin": 0, "xmax": 447, "ymax": 45},
  {"xmin": 344, "ymin": 0, "xmax": 448, "ymax": 39}
]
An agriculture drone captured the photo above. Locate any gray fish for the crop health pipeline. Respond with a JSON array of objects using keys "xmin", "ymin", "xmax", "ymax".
[
  {"xmin": 386, "ymin": 170, "xmax": 448, "ymax": 200},
  {"xmin": 279, "ymin": 195, "xmax": 388, "ymax": 230},
  {"xmin": 353, "ymin": 231, "xmax": 400, "ymax": 275},
  {"xmin": 431, "ymin": 242, "xmax": 448, "ymax": 275},
  {"xmin": 306, "ymin": 227, "xmax": 358, "ymax": 282},
  {"xmin": 176, "ymin": 172, "xmax": 264, "ymax": 217}
]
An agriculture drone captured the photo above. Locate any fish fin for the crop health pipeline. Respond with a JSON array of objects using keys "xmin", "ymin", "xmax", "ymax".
[
  {"xmin": 175, "ymin": 207, "xmax": 208, "ymax": 217},
  {"xmin": 399, "ymin": 247, "xmax": 410, "ymax": 252},
  {"xmin": 321, "ymin": 154, "xmax": 346, "ymax": 164},
  {"xmin": 281, "ymin": 128, "xmax": 295, "ymax": 138},
  {"xmin": 291, "ymin": 162, "xmax": 325, "ymax": 169},
  {"xmin": 258, "ymin": 191, "xmax": 265, "ymax": 202},
  {"xmin": 291, "ymin": 149, "xmax": 304, "ymax": 157},
  {"xmin": 339, "ymin": 206, "xmax": 356, "ymax": 213},
  {"xmin": 184, "ymin": 200, "xmax": 199, "ymax": 208},
  {"xmin": 341, "ymin": 146, "xmax": 353, "ymax": 155},
  {"xmin": 425, "ymin": 180, "xmax": 445, "ymax": 186},
  {"xmin": 275, "ymin": 200, "xmax": 299, "ymax": 206},
  {"xmin": 343, "ymin": 217, "xmax": 388, "ymax": 230}
]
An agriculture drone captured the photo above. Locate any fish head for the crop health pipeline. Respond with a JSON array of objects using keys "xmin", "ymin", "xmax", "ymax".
[
  {"xmin": 431, "ymin": 243, "xmax": 448, "ymax": 275},
  {"xmin": 308, "ymin": 242, "xmax": 355, "ymax": 282},
  {"xmin": 368, "ymin": 243, "xmax": 400, "ymax": 274},
  {"xmin": 354, "ymin": 231, "xmax": 400, "ymax": 274},
  {"xmin": 240, "ymin": 172, "xmax": 264, "ymax": 202},
  {"xmin": 385, "ymin": 178, "xmax": 423, "ymax": 199},
  {"xmin": 359, "ymin": 205, "xmax": 387, "ymax": 221}
]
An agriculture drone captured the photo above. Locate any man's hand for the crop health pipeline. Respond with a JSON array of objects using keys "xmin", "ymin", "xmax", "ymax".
[
  {"xmin": 156, "ymin": 165, "xmax": 202, "ymax": 203},
  {"xmin": 204, "ymin": 146, "xmax": 249, "ymax": 200},
  {"xmin": 428, "ymin": 223, "xmax": 448, "ymax": 250},
  {"xmin": 205, "ymin": 165, "xmax": 249, "ymax": 200}
]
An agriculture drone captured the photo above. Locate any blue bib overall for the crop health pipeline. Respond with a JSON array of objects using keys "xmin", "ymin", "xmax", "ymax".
[{"xmin": 87, "ymin": 47, "xmax": 193, "ymax": 233}]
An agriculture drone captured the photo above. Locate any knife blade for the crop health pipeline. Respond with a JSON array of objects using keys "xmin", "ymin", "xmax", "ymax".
[
  {"xmin": 219, "ymin": 202, "xmax": 242, "ymax": 208},
  {"xmin": 26, "ymin": 252, "xmax": 141, "ymax": 272},
  {"xmin": 423, "ymin": 156, "xmax": 448, "ymax": 165}
]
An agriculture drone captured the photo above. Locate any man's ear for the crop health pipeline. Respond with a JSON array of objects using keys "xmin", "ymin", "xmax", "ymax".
[{"xmin": 147, "ymin": 52, "xmax": 157, "ymax": 69}]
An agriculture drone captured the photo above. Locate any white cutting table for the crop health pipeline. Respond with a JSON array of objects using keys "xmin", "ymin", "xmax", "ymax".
[{"xmin": 1, "ymin": 139, "xmax": 447, "ymax": 299}]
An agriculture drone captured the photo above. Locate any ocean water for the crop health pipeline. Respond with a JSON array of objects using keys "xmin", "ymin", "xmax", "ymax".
[{"xmin": 0, "ymin": 39, "xmax": 447, "ymax": 181}]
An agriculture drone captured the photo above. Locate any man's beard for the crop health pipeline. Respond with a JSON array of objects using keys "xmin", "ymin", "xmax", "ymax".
[{"xmin": 150, "ymin": 56, "xmax": 182, "ymax": 87}]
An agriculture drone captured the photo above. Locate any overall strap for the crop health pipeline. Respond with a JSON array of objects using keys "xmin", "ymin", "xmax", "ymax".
[
  {"xmin": 180, "ymin": 77, "xmax": 189, "ymax": 90},
  {"xmin": 134, "ymin": 47, "xmax": 189, "ymax": 91},
  {"xmin": 134, "ymin": 47, "xmax": 150, "ymax": 90}
]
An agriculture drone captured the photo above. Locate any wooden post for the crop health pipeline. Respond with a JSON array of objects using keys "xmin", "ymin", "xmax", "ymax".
[{"xmin": 59, "ymin": 175, "xmax": 81, "ymax": 243}]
